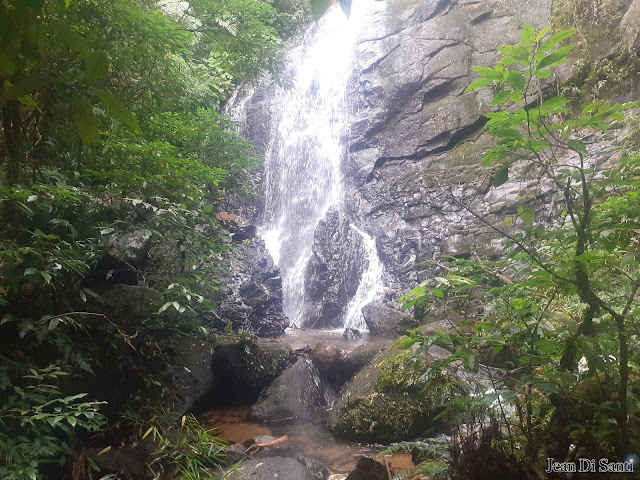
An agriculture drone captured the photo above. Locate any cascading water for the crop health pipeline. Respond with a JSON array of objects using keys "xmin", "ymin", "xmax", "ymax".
[{"xmin": 257, "ymin": 1, "xmax": 386, "ymax": 328}]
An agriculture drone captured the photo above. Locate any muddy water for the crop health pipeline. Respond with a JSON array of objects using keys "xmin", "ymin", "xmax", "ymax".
[
  {"xmin": 201, "ymin": 405, "xmax": 413, "ymax": 476},
  {"xmin": 201, "ymin": 329, "xmax": 412, "ymax": 476}
]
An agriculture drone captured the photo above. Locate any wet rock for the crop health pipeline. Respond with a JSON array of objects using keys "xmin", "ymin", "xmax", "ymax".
[
  {"xmin": 212, "ymin": 236, "xmax": 288, "ymax": 337},
  {"xmin": 97, "ymin": 284, "xmax": 163, "ymax": 320},
  {"xmin": 342, "ymin": 328, "xmax": 362, "ymax": 340},
  {"xmin": 345, "ymin": 456, "xmax": 388, "ymax": 480},
  {"xmin": 310, "ymin": 342, "xmax": 385, "ymax": 390},
  {"xmin": 303, "ymin": 208, "xmax": 367, "ymax": 328},
  {"xmin": 162, "ymin": 335, "xmax": 217, "ymax": 413},
  {"xmin": 362, "ymin": 302, "xmax": 418, "ymax": 337},
  {"xmin": 250, "ymin": 358, "xmax": 335, "ymax": 423},
  {"xmin": 226, "ymin": 457, "xmax": 315, "ymax": 480},
  {"xmin": 205, "ymin": 338, "xmax": 294, "ymax": 405},
  {"xmin": 224, "ymin": 443, "xmax": 248, "ymax": 467},
  {"xmin": 297, "ymin": 456, "xmax": 329, "ymax": 480}
]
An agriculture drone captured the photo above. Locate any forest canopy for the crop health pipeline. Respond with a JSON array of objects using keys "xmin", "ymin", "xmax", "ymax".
[{"xmin": 0, "ymin": 0, "xmax": 309, "ymax": 478}]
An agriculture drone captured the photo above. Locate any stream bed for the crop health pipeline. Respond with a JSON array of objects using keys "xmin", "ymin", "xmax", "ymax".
[{"xmin": 200, "ymin": 329, "xmax": 413, "ymax": 477}]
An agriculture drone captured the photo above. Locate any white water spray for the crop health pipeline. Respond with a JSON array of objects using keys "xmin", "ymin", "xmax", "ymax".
[{"xmin": 256, "ymin": 1, "xmax": 386, "ymax": 327}]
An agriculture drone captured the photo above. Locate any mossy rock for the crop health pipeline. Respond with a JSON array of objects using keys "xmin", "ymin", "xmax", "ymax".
[{"xmin": 328, "ymin": 343, "xmax": 464, "ymax": 443}]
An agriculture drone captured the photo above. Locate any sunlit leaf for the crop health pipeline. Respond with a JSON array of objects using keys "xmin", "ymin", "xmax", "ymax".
[{"xmin": 517, "ymin": 204, "xmax": 535, "ymax": 226}]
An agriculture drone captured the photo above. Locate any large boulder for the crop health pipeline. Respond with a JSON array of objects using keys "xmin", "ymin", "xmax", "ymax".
[
  {"xmin": 362, "ymin": 302, "xmax": 418, "ymax": 337},
  {"xmin": 309, "ymin": 342, "xmax": 386, "ymax": 389},
  {"xmin": 206, "ymin": 337, "xmax": 294, "ymax": 405},
  {"xmin": 303, "ymin": 208, "xmax": 367, "ymax": 328},
  {"xmin": 250, "ymin": 358, "xmax": 335, "ymax": 422},
  {"xmin": 226, "ymin": 457, "xmax": 315, "ymax": 480},
  {"xmin": 97, "ymin": 284, "xmax": 163, "ymax": 320},
  {"xmin": 328, "ymin": 342, "xmax": 464, "ymax": 443}
]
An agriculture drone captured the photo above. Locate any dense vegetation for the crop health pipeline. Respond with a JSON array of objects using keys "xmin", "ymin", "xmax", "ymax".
[
  {"xmin": 0, "ymin": 0, "xmax": 309, "ymax": 478},
  {"xmin": 399, "ymin": 25, "xmax": 640, "ymax": 479}
]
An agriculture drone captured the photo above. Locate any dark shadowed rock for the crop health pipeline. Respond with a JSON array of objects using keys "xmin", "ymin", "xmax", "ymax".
[
  {"xmin": 250, "ymin": 358, "xmax": 335, "ymax": 422},
  {"xmin": 310, "ymin": 342, "xmax": 385, "ymax": 390},
  {"xmin": 362, "ymin": 302, "xmax": 418, "ymax": 337},
  {"xmin": 345, "ymin": 456, "xmax": 388, "ymax": 480},
  {"xmin": 98, "ymin": 284, "xmax": 163, "ymax": 320},
  {"xmin": 212, "ymin": 235, "xmax": 288, "ymax": 337},
  {"xmin": 303, "ymin": 208, "xmax": 367, "ymax": 328},
  {"xmin": 226, "ymin": 457, "xmax": 314, "ymax": 480},
  {"xmin": 206, "ymin": 338, "xmax": 294, "ymax": 405},
  {"xmin": 342, "ymin": 328, "xmax": 362, "ymax": 340}
]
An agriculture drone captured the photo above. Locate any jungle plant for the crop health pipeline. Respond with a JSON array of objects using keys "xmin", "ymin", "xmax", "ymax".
[
  {"xmin": 401, "ymin": 24, "xmax": 640, "ymax": 472},
  {"xmin": 121, "ymin": 409, "xmax": 226, "ymax": 480}
]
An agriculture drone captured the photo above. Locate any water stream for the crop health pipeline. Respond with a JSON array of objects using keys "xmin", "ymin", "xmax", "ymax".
[{"xmin": 259, "ymin": 0, "xmax": 386, "ymax": 328}]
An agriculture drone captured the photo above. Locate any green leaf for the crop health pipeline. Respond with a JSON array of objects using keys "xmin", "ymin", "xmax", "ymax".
[
  {"xmin": 73, "ymin": 99, "xmax": 100, "ymax": 145},
  {"xmin": 520, "ymin": 24, "xmax": 535, "ymax": 45},
  {"xmin": 534, "ymin": 68, "xmax": 551, "ymax": 79},
  {"xmin": 84, "ymin": 52, "xmax": 110, "ymax": 84},
  {"xmin": 493, "ymin": 163, "xmax": 509, "ymax": 187},
  {"xmin": 95, "ymin": 90, "xmax": 141, "ymax": 133},
  {"xmin": 41, "ymin": 271, "xmax": 52, "ymax": 283},
  {"xmin": 505, "ymin": 71, "xmax": 525, "ymax": 91},
  {"xmin": 567, "ymin": 139, "xmax": 587, "ymax": 155},
  {"xmin": 536, "ymin": 25, "xmax": 551, "ymax": 41},
  {"xmin": 517, "ymin": 204, "xmax": 535, "ymax": 226},
  {"xmin": 1, "ymin": 75, "xmax": 48, "ymax": 101},
  {"xmin": 492, "ymin": 127, "xmax": 522, "ymax": 140},
  {"xmin": 465, "ymin": 77, "xmax": 492, "ymax": 92},
  {"xmin": 540, "ymin": 95, "xmax": 568, "ymax": 110},
  {"xmin": 472, "ymin": 66, "xmax": 504, "ymax": 81},
  {"xmin": 537, "ymin": 45, "xmax": 575, "ymax": 69},
  {"xmin": 582, "ymin": 101, "xmax": 602, "ymax": 114},
  {"xmin": 310, "ymin": 0, "xmax": 331, "ymax": 21},
  {"xmin": 547, "ymin": 28, "xmax": 577, "ymax": 45},
  {"xmin": 511, "ymin": 91, "xmax": 523, "ymax": 103},
  {"xmin": 492, "ymin": 90, "xmax": 511, "ymax": 106},
  {"xmin": 24, "ymin": 267, "xmax": 39, "ymax": 276}
]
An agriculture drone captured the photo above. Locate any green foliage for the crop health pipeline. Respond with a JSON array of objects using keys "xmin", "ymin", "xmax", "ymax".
[
  {"xmin": 0, "ymin": 0, "xmax": 294, "ymax": 477},
  {"xmin": 122, "ymin": 409, "xmax": 226, "ymax": 480},
  {"xmin": 403, "ymin": 24, "xmax": 640, "ymax": 474},
  {"xmin": 0, "ymin": 363, "xmax": 106, "ymax": 480}
]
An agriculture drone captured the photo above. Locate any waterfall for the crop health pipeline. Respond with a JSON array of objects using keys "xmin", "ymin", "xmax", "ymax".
[
  {"xmin": 342, "ymin": 225, "xmax": 385, "ymax": 330},
  {"xmin": 245, "ymin": 0, "xmax": 386, "ymax": 328}
]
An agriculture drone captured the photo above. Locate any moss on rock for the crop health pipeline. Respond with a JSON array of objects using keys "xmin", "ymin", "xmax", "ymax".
[{"xmin": 328, "ymin": 345, "xmax": 464, "ymax": 443}]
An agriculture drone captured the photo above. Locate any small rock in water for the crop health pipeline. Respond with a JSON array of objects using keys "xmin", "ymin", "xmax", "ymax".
[
  {"xmin": 297, "ymin": 456, "xmax": 329, "ymax": 480},
  {"xmin": 345, "ymin": 456, "xmax": 387, "ymax": 480},
  {"xmin": 342, "ymin": 328, "xmax": 362, "ymax": 340}
]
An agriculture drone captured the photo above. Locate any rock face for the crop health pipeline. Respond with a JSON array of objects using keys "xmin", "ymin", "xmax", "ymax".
[
  {"xmin": 362, "ymin": 302, "xmax": 418, "ymax": 336},
  {"xmin": 212, "ymin": 217, "xmax": 289, "ymax": 337},
  {"xmin": 230, "ymin": 0, "xmax": 640, "ymax": 326},
  {"xmin": 250, "ymin": 358, "xmax": 336, "ymax": 422},
  {"xmin": 344, "ymin": 0, "xmax": 555, "ymax": 296},
  {"xmin": 304, "ymin": 208, "xmax": 367, "ymax": 328}
]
